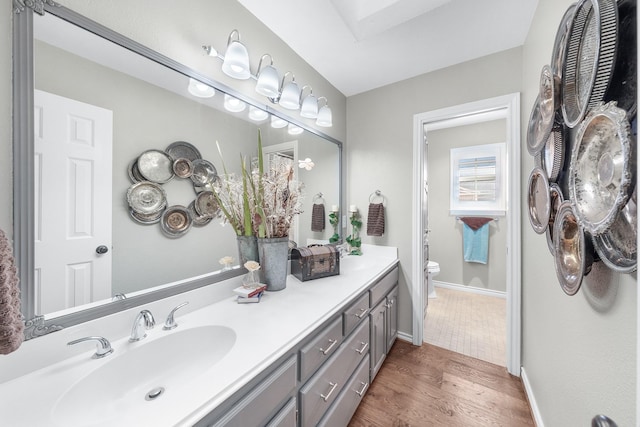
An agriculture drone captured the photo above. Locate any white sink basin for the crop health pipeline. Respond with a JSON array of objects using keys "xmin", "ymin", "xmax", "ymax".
[{"xmin": 52, "ymin": 325, "xmax": 236, "ymax": 427}]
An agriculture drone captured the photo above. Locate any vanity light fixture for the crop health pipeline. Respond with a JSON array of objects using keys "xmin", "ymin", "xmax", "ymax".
[
  {"xmin": 316, "ymin": 97, "xmax": 333, "ymax": 127},
  {"xmin": 299, "ymin": 85, "xmax": 318, "ymax": 119},
  {"xmin": 187, "ymin": 78, "xmax": 215, "ymax": 98},
  {"xmin": 255, "ymin": 54, "xmax": 280, "ymax": 98},
  {"xmin": 224, "ymin": 94, "xmax": 246, "ymax": 112},
  {"xmin": 221, "ymin": 29, "xmax": 251, "ymax": 80},
  {"xmin": 270, "ymin": 115, "xmax": 288, "ymax": 128},
  {"xmin": 249, "ymin": 105, "xmax": 269, "ymax": 121},
  {"xmin": 288, "ymin": 123, "xmax": 304, "ymax": 135},
  {"xmin": 278, "ymin": 72, "xmax": 301, "ymax": 110}
]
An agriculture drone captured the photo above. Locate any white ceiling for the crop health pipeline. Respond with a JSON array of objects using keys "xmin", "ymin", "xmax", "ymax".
[{"xmin": 237, "ymin": 0, "xmax": 539, "ymax": 96}]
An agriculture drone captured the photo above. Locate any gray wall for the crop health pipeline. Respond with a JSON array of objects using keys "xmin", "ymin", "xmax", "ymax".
[
  {"xmin": 520, "ymin": 0, "xmax": 636, "ymax": 425},
  {"xmin": 347, "ymin": 46, "xmax": 523, "ymax": 339},
  {"xmin": 428, "ymin": 120, "xmax": 507, "ymax": 292}
]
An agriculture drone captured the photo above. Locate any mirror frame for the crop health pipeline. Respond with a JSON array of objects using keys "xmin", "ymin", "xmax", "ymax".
[{"xmin": 12, "ymin": 2, "xmax": 344, "ymax": 339}]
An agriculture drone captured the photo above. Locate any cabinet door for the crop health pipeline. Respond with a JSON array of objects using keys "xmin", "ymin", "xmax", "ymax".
[
  {"xmin": 370, "ymin": 299, "xmax": 387, "ymax": 380},
  {"xmin": 266, "ymin": 397, "xmax": 297, "ymax": 427},
  {"xmin": 386, "ymin": 286, "xmax": 399, "ymax": 351}
]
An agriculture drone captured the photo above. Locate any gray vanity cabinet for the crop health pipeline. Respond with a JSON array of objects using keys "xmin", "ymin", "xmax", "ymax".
[
  {"xmin": 370, "ymin": 298, "xmax": 387, "ymax": 380},
  {"xmin": 369, "ymin": 267, "xmax": 399, "ymax": 381},
  {"xmin": 386, "ymin": 286, "xmax": 399, "ymax": 351}
]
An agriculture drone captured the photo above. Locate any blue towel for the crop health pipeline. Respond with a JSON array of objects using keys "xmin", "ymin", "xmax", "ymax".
[{"xmin": 463, "ymin": 223, "xmax": 489, "ymax": 264}]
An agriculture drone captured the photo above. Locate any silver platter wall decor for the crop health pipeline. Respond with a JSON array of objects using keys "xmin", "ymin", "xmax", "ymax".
[
  {"xmin": 593, "ymin": 189, "xmax": 637, "ymax": 273},
  {"xmin": 527, "ymin": 95, "xmax": 555, "ymax": 155},
  {"xmin": 561, "ymin": 0, "xmax": 618, "ymax": 128},
  {"xmin": 126, "ymin": 181, "xmax": 167, "ymax": 215},
  {"xmin": 546, "ymin": 183, "xmax": 565, "ymax": 254},
  {"xmin": 160, "ymin": 205, "xmax": 192, "ymax": 238},
  {"xmin": 527, "ymin": 166, "xmax": 551, "ymax": 234},
  {"xmin": 166, "ymin": 141, "xmax": 202, "ymax": 162},
  {"xmin": 137, "ymin": 149, "xmax": 175, "ymax": 184},
  {"xmin": 569, "ymin": 102, "xmax": 634, "ymax": 235},
  {"xmin": 540, "ymin": 64, "xmax": 560, "ymax": 118},
  {"xmin": 553, "ymin": 200, "xmax": 594, "ymax": 296},
  {"xmin": 126, "ymin": 142, "xmax": 218, "ymax": 238}
]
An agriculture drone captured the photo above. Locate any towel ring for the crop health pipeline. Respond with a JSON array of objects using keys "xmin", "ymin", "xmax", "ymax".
[
  {"xmin": 313, "ymin": 192, "xmax": 325, "ymax": 204},
  {"xmin": 369, "ymin": 190, "xmax": 386, "ymax": 205}
]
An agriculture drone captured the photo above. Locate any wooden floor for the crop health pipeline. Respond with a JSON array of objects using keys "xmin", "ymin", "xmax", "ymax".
[
  {"xmin": 349, "ymin": 340, "xmax": 534, "ymax": 427},
  {"xmin": 424, "ymin": 287, "xmax": 506, "ymax": 366}
]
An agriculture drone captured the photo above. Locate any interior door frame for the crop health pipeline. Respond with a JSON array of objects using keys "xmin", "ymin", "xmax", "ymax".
[{"xmin": 411, "ymin": 93, "xmax": 521, "ymax": 376}]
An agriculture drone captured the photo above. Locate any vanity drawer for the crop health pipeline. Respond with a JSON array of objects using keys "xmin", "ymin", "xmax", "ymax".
[
  {"xmin": 210, "ymin": 355, "xmax": 297, "ymax": 427},
  {"xmin": 299, "ymin": 318, "xmax": 370, "ymax": 427},
  {"xmin": 369, "ymin": 266, "xmax": 399, "ymax": 306},
  {"xmin": 299, "ymin": 317, "xmax": 343, "ymax": 382},
  {"xmin": 318, "ymin": 355, "xmax": 370, "ymax": 427},
  {"xmin": 343, "ymin": 292, "xmax": 369, "ymax": 336}
]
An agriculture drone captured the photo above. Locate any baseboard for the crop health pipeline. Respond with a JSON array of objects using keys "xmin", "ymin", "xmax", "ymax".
[
  {"xmin": 397, "ymin": 331, "xmax": 413, "ymax": 343},
  {"xmin": 434, "ymin": 280, "xmax": 507, "ymax": 299},
  {"xmin": 521, "ymin": 367, "xmax": 544, "ymax": 427}
]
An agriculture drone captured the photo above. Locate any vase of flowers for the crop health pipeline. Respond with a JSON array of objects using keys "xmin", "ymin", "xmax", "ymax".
[{"xmin": 210, "ymin": 130, "xmax": 303, "ymax": 290}]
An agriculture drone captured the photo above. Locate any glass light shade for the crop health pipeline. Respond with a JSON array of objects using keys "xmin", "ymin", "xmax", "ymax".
[
  {"xmin": 279, "ymin": 81, "xmax": 301, "ymax": 110},
  {"xmin": 316, "ymin": 105, "xmax": 332, "ymax": 127},
  {"xmin": 300, "ymin": 94, "xmax": 318, "ymax": 118},
  {"xmin": 187, "ymin": 78, "xmax": 215, "ymax": 98},
  {"xmin": 249, "ymin": 106, "xmax": 269, "ymax": 121},
  {"xmin": 255, "ymin": 65, "xmax": 280, "ymax": 98},
  {"xmin": 288, "ymin": 123, "xmax": 303, "ymax": 135},
  {"xmin": 222, "ymin": 41, "xmax": 251, "ymax": 79},
  {"xmin": 224, "ymin": 94, "xmax": 246, "ymax": 112},
  {"xmin": 270, "ymin": 115, "xmax": 287, "ymax": 128}
]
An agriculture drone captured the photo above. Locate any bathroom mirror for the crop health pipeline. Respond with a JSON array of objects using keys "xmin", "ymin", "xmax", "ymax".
[{"xmin": 13, "ymin": 4, "xmax": 342, "ymax": 338}]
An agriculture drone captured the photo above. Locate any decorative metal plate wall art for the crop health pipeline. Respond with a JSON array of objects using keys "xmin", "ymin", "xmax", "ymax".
[
  {"xmin": 125, "ymin": 141, "xmax": 219, "ymax": 238},
  {"xmin": 527, "ymin": 0, "xmax": 637, "ymax": 297}
]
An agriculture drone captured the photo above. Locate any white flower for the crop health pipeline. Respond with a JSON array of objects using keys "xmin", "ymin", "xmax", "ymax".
[
  {"xmin": 219, "ymin": 256, "xmax": 234, "ymax": 265},
  {"xmin": 244, "ymin": 260, "xmax": 260, "ymax": 271}
]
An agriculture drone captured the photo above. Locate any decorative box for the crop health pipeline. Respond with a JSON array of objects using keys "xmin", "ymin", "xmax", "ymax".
[{"xmin": 290, "ymin": 244, "xmax": 340, "ymax": 282}]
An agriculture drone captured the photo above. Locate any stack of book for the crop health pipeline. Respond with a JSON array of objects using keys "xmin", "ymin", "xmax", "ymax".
[{"xmin": 233, "ymin": 284, "xmax": 267, "ymax": 304}]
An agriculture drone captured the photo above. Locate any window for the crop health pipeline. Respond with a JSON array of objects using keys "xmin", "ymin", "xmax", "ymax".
[{"xmin": 450, "ymin": 143, "xmax": 506, "ymax": 216}]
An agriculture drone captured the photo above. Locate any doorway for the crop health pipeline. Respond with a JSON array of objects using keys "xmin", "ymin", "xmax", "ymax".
[{"xmin": 411, "ymin": 93, "xmax": 522, "ymax": 376}]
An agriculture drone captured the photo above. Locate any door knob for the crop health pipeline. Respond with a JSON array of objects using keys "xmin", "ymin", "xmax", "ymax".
[{"xmin": 96, "ymin": 245, "xmax": 109, "ymax": 254}]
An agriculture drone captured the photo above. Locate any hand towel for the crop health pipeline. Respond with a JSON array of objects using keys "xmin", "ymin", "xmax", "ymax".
[
  {"xmin": 460, "ymin": 216, "xmax": 493, "ymax": 230},
  {"xmin": 463, "ymin": 223, "xmax": 489, "ymax": 264},
  {"xmin": 367, "ymin": 203, "xmax": 385, "ymax": 236},
  {"xmin": 311, "ymin": 203, "xmax": 325, "ymax": 232},
  {"xmin": 0, "ymin": 229, "xmax": 24, "ymax": 355}
]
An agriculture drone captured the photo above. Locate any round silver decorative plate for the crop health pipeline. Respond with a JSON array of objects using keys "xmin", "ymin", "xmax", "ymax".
[
  {"xmin": 527, "ymin": 167, "xmax": 551, "ymax": 234},
  {"xmin": 160, "ymin": 205, "xmax": 192, "ymax": 238},
  {"xmin": 550, "ymin": 3, "xmax": 577, "ymax": 80},
  {"xmin": 569, "ymin": 102, "xmax": 634, "ymax": 235},
  {"xmin": 137, "ymin": 149, "xmax": 175, "ymax": 184},
  {"xmin": 173, "ymin": 158, "xmax": 193, "ymax": 179},
  {"xmin": 191, "ymin": 159, "xmax": 218, "ymax": 186},
  {"xmin": 195, "ymin": 190, "xmax": 219, "ymax": 217},
  {"xmin": 541, "ymin": 123, "xmax": 565, "ymax": 182},
  {"xmin": 593, "ymin": 189, "xmax": 637, "ymax": 273},
  {"xmin": 546, "ymin": 183, "xmax": 565, "ymax": 254},
  {"xmin": 553, "ymin": 200, "xmax": 594, "ymax": 296},
  {"xmin": 527, "ymin": 95, "xmax": 555, "ymax": 155},
  {"xmin": 561, "ymin": 0, "xmax": 618, "ymax": 128},
  {"xmin": 166, "ymin": 141, "xmax": 202, "ymax": 162},
  {"xmin": 127, "ymin": 181, "xmax": 167, "ymax": 215},
  {"xmin": 127, "ymin": 159, "xmax": 146, "ymax": 184},
  {"xmin": 129, "ymin": 207, "xmax": 163, "ymax": 225},
  {"xmin": 187, "ymin": 201, "xmax": 213, "ymax": 227}
]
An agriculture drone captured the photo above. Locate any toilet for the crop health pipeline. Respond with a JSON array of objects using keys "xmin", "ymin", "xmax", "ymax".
[{"xmin": 427, "ymin": 261, "xmax": 440, "ymax": 299}]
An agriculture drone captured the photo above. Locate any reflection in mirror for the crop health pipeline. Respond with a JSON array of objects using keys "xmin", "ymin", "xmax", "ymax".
[{"xmin": 16, "ymin": 6, "xmax": 342, "ymax": 336}]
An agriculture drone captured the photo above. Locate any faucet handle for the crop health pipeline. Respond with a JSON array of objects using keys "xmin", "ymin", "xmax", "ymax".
[
  {"xmin": 163, "ymin": 302, "xmax": 189, "ymax": 330},
  {"xmin": 67, "ymin": 336, "xmax": 114, "ymax": 359},
  {"xmin": 129, "ymin": 310, "xmax": 155, "ymax": 342}
]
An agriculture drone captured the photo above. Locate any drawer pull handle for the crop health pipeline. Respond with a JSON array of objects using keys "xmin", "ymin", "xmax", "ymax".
[
  {"xmin": 320, "ymin": 339, "xmax": 338, "ymax": 355},
  {"xmin": 321, "ymin": 382, "xmax": 338, "ymax": 401},
  {"xmin": 356, "ymin": 341, "xmax": 369, "ymax": 354},
  {"xmin": 385, "ymin": 299, "xmax": 395, "ymax": 309},
  {"xmin": 356, "ymin": 381, "xmax": 369, "ymax": 397},
  {"xmin": 354, "ymin": 308, "xmax": 368, "ymax": 319}
]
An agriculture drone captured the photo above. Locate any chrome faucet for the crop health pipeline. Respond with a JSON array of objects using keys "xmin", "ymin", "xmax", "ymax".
[
  {"xmin": 163, "ymin": 302, "xmax": 189, "ymax": 330},
  {"xmin": 129, "ymin": 310, "xmax": 155, "ymax": 342},
  {"xmin": 67, "ymin": 336, "xmax": 114, "ymax": 359}
]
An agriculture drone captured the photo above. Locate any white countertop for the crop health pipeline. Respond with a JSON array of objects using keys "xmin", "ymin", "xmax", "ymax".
[{"xmin": 0, "ymin": 244, "xmax": 398, "ymax": 427}]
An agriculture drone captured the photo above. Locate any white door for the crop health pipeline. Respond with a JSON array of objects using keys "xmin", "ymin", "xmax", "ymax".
[
  {"xmin": 34, "ymin": 90, "xmax": 113, "ymax": 314},
  {"xmin": 423, "ymin": 137, "xmax": 430, "ymax": 315}
]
